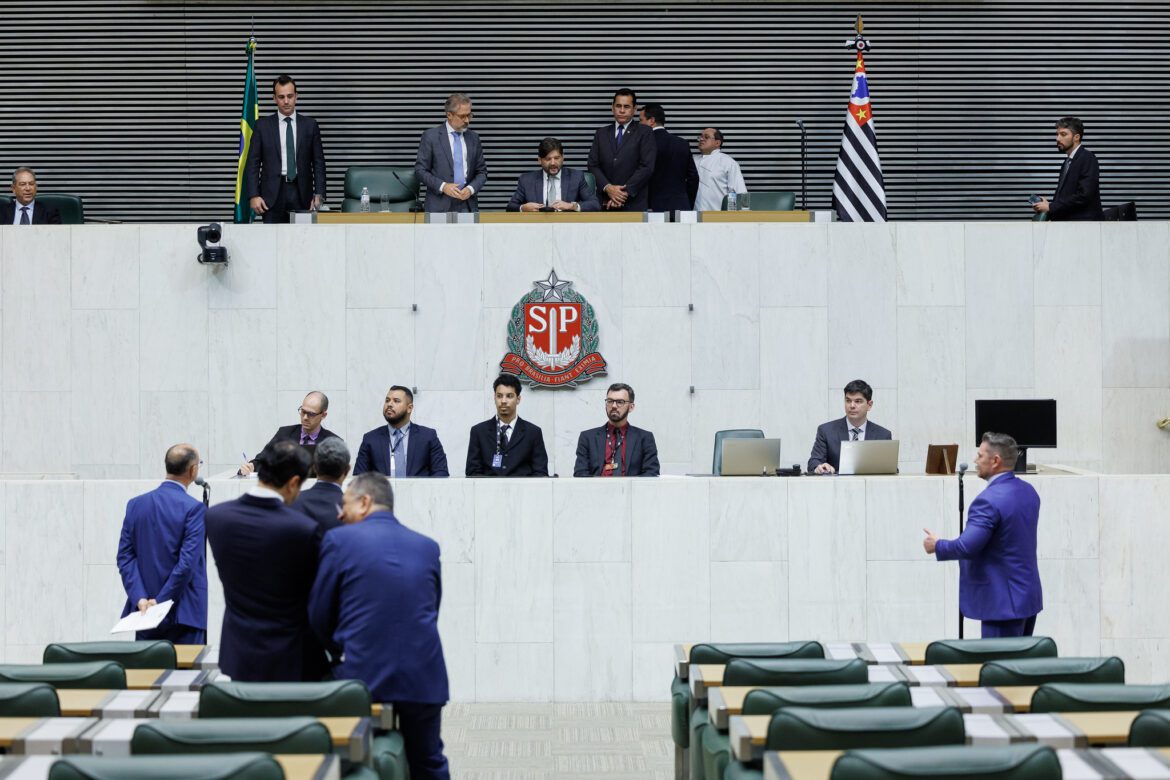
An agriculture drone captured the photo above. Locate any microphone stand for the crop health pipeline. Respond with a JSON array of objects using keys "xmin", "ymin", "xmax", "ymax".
[
  {"xmin": 957, "ymin": 463, "xmax": 967, "ymax": 638},
  {"xmin": 195, "ymin": 477, "xmax": 210, "ymax": 508},
  {"xmin": 796, "ymin": 119, "xmax": 808, "ymax": 210}
]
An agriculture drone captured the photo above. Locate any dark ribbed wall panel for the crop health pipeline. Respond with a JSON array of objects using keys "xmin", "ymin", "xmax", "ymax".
[{"xmin": 1, "ymin": 1, "xmax": 1167, "ymax": 221}]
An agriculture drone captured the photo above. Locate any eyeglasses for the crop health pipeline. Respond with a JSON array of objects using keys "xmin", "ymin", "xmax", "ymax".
[
  {"xmin": 605, "ymin": 399, "xmax": 630, "ymax": 407},
  {"xmin": 298, "ymin": 407, "xmax": 324, "ymax": 418}
]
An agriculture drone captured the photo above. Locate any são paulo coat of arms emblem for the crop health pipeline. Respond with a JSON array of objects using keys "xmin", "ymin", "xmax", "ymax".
[{"xmin": 500, "ymin": 270, "xmax": 608, "ymax": 388}]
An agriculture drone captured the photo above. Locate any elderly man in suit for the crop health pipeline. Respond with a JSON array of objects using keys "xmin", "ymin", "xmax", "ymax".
[
  {"xmin": 239, "ymin": 391, "xmax": 340, "ymax": 476},
  {"xmin": 243, "ymin": 75, "xmax": 327, "ymax": 223},
  {"xmin": 1032, "ymin": 116, "xmax": 1103, "ymax": 221},
  {"xmin": 574, "ymin": 383, "xmax": 660, "ymax": 477},
  {"xmin": 466, "ymin": 374, "xmax": 549, "ymax": 477},
  {"xmin": 506, "ymin": 137, "xmax": 599, "ymax": 212},
  {"xmin": 354, "ymin": 385, "xmax": 449, "ymax": 478},
  {"xmin": 587, "ymin": 88, "xmax": 656, "ymax": 211},
  {"xmin": 808, "ymin": 379, "xmax": 893, "ymax": 474},
  {"xmin": 292, "ymin": 437, "xmax": 351, "ymax": 535},
  {"xmin": 116, "ymin": 444, "xmax": 207, "ymax": 643},
  {"xmin": 414, "ymin": 92, "xmax": 488, "ymax": 213},
  {"xmin": 309, "ymin": 473, "xmax": 450, "ymax": 779},
  {"xmin": 639, "ymin": 104, "xmax": 699, "ymax": 212},
  {"xmin": 2, "ymin": 167, "xmax": 61, "ymax": 225},
  {"xmin": 924, "ymin": 432, "xmax": 1043, "ymax": 638}
]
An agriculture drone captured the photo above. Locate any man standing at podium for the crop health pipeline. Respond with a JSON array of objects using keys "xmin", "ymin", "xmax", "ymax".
[
  {"xmin": 244, "ymin": 75, "xmax": 326, "ymax": 223},
  {"xmin": 588, "ymin": 88, "xmax": 656, "ymax": 211},
  {"xmin": 808, "ymin": 379, "xmax": 892, "ymax": 474},
  {"xmin": 415, "ymin": 92, "xmax": 488, "ymax": 213}
]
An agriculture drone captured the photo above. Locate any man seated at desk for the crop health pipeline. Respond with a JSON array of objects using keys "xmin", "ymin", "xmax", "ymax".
[
  {"xmin": 507, "ymin": 137, "xmax": 599, "ymax": 212},
  {"xmin": 574, "ymin": 382, "xmax": 659, "ymax": 477},
  {"xmin": 239, "ymin": 391, "xmax": 340, "ymax": 476},
  {"xmin": 808, "ymin": 379, "xmax": 892, "ymax": 474}
]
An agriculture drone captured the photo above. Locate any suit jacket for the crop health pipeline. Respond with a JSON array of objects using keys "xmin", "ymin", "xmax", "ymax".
[
  {"xmin": 308, "ymin": 511, "xmax": 448, "ymax": 703},
  {"xmin": 414, "ymin": 124, "xmax": 489, "ymax": 212},
  {"xmin": 251, "ymin": 425, "xmax": 341, "ymax": 471},
  {"xmin": 506, "ymin": 168, "xmax": 600, "ymax": 212},
  {"xmin": 807, "ymin": 417, "xmax": 894, "ymax": 472},
  {"xmin": 353, "ymin": 422, "xmax": 450, "ymax": 478},
  {"xmin": 647, "ymin": 129, "xmax": 699, "ymax": 212},
  {"xmin": 573, "ymin": 424, "xmax": 661, "ymax": 477},
  {"xmin": 1049, "ymin": 146, "xmax": 1103, "ymax": 221},
  {"xmin": 936, "ymin": 472, "xmax": 1043, "ymax": 621},
  {"xmin": 587, "ymin": 121, "xmax": 657, "ymax": 211},
  {"xmin": 243, "ymin": 112, "xmax": 327, "ymax": 209},
  {"xmin": 292, "ymin": 481, "xmax": 344, "ymax": 535},
  {"xmin": 205, "ymin": 493, "xmax": 327, "ymax": 682},
  {"xmin": 116, "ymin": 480, "xmax": 207, "ymax": 630},
  {"xmin": 465, "ymin": 417, "xmax": 549, "ymax": 477},
  {"xmin": 0, "ymin": 198, "xmax": 61, "ymax": 225}
]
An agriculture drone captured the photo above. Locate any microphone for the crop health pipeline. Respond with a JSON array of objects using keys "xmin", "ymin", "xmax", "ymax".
[
  {"xmin": 795, "ymin": 119, "xmax": 808, "ymax": 210},
  {"xmin": 958, "ymin": 462, "xmax": 968, "ymax": 477},
  {"xmin": 194, "ymin": 476, "xmax": 210, "ymax": 508},
  {"xmin": 391, "ymin": 170, "xmax": 423, "ymax": 212}
]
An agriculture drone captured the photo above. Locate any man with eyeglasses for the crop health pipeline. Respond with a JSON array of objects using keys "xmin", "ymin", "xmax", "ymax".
[
  {"xmin": 415, "ymin": 92, "xmax": 488, "ymax": 213},
  {"xmin": 693, "ymin": 127, "xmax": 748, "ymax": 212},
  {"xmin": 238, "ymin": 391, "xmax": 341, "ymax": 476},
  {"xmin": 573, "ymin": 383, "xmax": 660, "ymax": 477}
]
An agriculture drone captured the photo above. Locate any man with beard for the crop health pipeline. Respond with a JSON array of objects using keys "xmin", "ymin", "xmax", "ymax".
[
  {"xmin": 353, "ymin": 385, "xmax": 449, "ymax": 478},
  {"xmin": 1031, "ymin": 116, "xmax": 1103, "ymax": 221},
  {"xmin": 506, "ymin": 137, "xmax": 599, "ymax": 212},
  {"xmin": 573, "ymin": 383, "xmax": 660, "ymax": 477}
]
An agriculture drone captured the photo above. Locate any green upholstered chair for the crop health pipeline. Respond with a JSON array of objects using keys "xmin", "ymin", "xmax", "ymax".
[
  {"xmin": 1129, "ymin": 709, "xmax": 1170, "ymax": 747},
  {"xmin": 583, "ymin": 171, "xmax": 598, "ymax": 198},
  {"xmin": 712, "ymin": 429, "xmax": 765, "ymax": 474},
  {"xmin": 978, "ymin": 656, "xmax": 1125, "ymax": 687},
  {"xmin": 1030, "ymin": 683, "xmax": 1170, "ymax": 713},
  {"xmin": 341, "ymin": 166, "xmax": 419, "ymax": 212},
  {"xmin": 923, "ymin": 637, "xmax": 1057, "ymax": 666},
  {"xmin": 44, "ymin": 640, "xmax": 177, "ymax": 669},
  {"xmin": 829, "ymin": 744, "xmax": 1061, "ymax": 780},
  {"xmin": 131, "ymin": 717, "xmax": 331, "ymax": 755},
  {"xmin": 36, "ymin": 193, "xmax": 85, "ymax": 224},
  {"xmin": 725, "ymin": 658, "xmax": 870, "ymax": 687},
  {"xmin": 720, "ymin": 191, "xmax": 796, "ymax": 211},
  {"xmin": 199, "ymin": 680, "xmax": 371, "ymax": 717},
  {"xmin": 767, "ymin": 706, "xmax": 965, "ymax": 750},
  {"xmin": 0, "ymin": 681, "xmax": 61, "ymax": 716},
  {"xmin": 0, "ymin": 662, "xmax": 125, "ymax": 689},
  {"xmin": 48, "ymin": 754, "xmax": 283, "ymax": 780}
]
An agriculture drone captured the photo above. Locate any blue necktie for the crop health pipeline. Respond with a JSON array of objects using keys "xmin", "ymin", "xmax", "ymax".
[
  {"xmin": 615, "ymin": 124, "xmax": 625, "ymax": 147},
  {"xmin": 19, "ymin": 207, "xmax": 30, "ymax": 225},
  {"xmin": 390, "ymin": 429, "xmax": 404, "ymax": 476},
  {"xmin": 451, "ymin": 132, "xmax": 466, "ymax": 187}
]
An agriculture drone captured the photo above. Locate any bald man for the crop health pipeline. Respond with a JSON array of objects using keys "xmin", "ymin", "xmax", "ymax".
[{"xmin": 239, "ymin": 391, "xmax": 342, "ymax": 476}]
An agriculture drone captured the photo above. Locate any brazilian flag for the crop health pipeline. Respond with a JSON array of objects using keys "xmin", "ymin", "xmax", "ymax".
[{"xmin": 233, "ymin": 37, "xmax": 259, "ymax": 223}]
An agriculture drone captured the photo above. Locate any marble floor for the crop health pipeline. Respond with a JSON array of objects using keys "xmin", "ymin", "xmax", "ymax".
[{"xmin": 441, "ymin": 702, "xmax": 674, "ymax": 779}]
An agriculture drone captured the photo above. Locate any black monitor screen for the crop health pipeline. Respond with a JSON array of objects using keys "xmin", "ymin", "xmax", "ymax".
[{"xmin": 974, "ymin": 399, "xmax": 1057, "ymax": 449}]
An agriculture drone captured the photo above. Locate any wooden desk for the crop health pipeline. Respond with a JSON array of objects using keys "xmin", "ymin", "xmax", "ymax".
[
  {"xmin": 674, "ymin": 641, "xmax": 930, "ymax": 680},
  {"xmin": 314, "ymin": 212, "xmax": 422, "ymax": 224},
  {"xmin": 125, "ymin": 668, "xmax": 215, "ymax": 691},
  {"xmin": 478, "ymin": 211, "xmax": 645, "ymax": 223},
  {"xmin": 692, "ymin": 663, "xmax": 984, "ymax": 701},
  {"xmin": 0, "ymin": 754, "xmax": 338, "ymax": 780},
  {"xmin": 57, "ymin": 689, "xmax": 161, "ymax": 717},
  {"xmin": 174, "ymin": 644, "xmax": 203, "ymax": 669},
  {"xmin": 319, "ymin": 716, "xmax": 372, "ymax": 763}
]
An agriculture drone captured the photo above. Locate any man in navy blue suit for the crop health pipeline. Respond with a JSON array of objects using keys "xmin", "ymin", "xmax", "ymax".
[
  {"xmin": 293, "ymin": 437, "xmax": 351, "ymax": 535},
  {"xmin": 923, "ymin": 432, "xmax": 1043, "ymax": 638},
  {"xmin": 414, "ymin": 92, "xmax": 488, "ymax": 213},
  {"xmin": 243, "ymin": 75, "xmax": 327, "ymax": 224},
  {"xmin": 309, "ymin": 473, "xmax": 450, "ymax": 780},
  {"xmin": 206, "ymin": 441, "xmax": 327, "ymax": 682},
  {"xmin": 354, "ymin": 385, "xmax": 449, "ymax": 478},
  {"xmin": 639, "ymin": 104, "xmax": 699, "ymax": 212},
  {"xmin": 506, "ymin": 137, "xmax": 599, "ymax": 212},
  {"xmin": 117, "ymin": 444, "xmax": 207, "ymax": 643},
  {"xmin": 808, "ymin": 379, "xmax": 893, "ymax": 474}
]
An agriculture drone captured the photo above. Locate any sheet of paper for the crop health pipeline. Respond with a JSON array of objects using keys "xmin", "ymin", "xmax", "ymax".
[{"xmin": 110, "ymin": 599, "xmax": 173, "ymax": 634}]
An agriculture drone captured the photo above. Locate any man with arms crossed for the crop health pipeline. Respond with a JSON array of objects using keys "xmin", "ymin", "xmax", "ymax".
[
  {"xmin": 466, "ymin": 374, "xmax": 549, "ymax": 477},
  {"xmin": 574, "ymin": 383, "xmax": 660, "ymax": 477},
  {"xmin": 923, "ymin": 433, "xmax": 1043, "ymax": 638},
  {"xmin": 808, "ymin": 379, "xmax": 892, "ymax": 474},
  {"xmin": 354, "ymin": 385, "xmax": 449, "ymax": 477}
]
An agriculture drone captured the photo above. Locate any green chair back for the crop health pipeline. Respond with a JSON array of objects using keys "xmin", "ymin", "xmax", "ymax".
[
  {"xmin": 767, "ymin": 706, "xmax": 964, "ymax": 751},
  {"xmin": 49, "ymin": 754, "xmax": 283, "ymax": 780},
  {"xmin": 743, "ymin": 683, "xmax": 911, "ymax": 715},
  {"xmin": 713, "ymin": 429, "xmax": 765, "ymax": 475},
  {"xmin": 199, "ymin": 679, "xmax": 371, "ymax": 717},
  {"xmin": 0, "ymin": 662, "xmax": 125, "ymax": 689},
  {"xmin": 36, "ymin": 193, "xmax": 85, "ymax": 224},
  {"xmin": 44, "ymin": 640, "xmax": 177, "ymax": 670},
  {"xmin": 724, "ymin": 658, "xmax": 869, "ymax": 687},
  {"xmin": 1129, "ymin": 709, "xmax": 1170, "ymax": 747},
  {"xmin": 829, "ymin": 744, "xmax": 1061, "ymax": 780},
  {"xmin": 924, "ymin": 637, "xmax": 1057, "ymax": 666},
  {"xmin": 583, "ymin": 171, "xmax": 597, "ymax": 197},
  {"xmin": 690, "ymin": 641, "xmax": 825, "ymax": 665},
  {"xmin": 670, "ymin": 675, "xmax": 691, "ymax": 748},
  {"xmin": 1031, "ymin": 683, "xmax": 1170, "ymax": 713},
  {"xmin": 342, "ymin": 166, "xmax": 419, "ymax": 212},
  {"xmin": 720, "ymin": 191, "xmax": 796, "ymax": 211},
  {"xmin": 131, "ymin": 716, "xmax": 331, "ymax": 755},
  {"xmin": 0, "ymin": 682, "xmax": 61, "ymax": 716},
  {"xmin": 978, "ymin": 656, "xmax": 1125, "ymax": 687}
]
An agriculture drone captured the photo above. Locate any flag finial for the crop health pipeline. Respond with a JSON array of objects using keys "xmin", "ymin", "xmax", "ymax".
[{"xmin": 846, "ymin": 15, "xmax": 872, "ymax": 52}]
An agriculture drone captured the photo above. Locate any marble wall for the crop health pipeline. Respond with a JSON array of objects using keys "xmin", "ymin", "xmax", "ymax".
[
  {"xmin": 2, "ymin": 221, "xmax": 1168, "ymax": 478},
  {"xmin": 1, "ymin": 474, "xmax": 1165, "ymax": 700}
]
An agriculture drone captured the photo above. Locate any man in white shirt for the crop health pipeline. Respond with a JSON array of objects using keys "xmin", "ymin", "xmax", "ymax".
[
  {"xmin": 693, "ymin": 127, "xmax": 748, "ymax": 211},
  {"xmin": 808, "ymin": 379, "xmax": 893, "ymax": 474}
]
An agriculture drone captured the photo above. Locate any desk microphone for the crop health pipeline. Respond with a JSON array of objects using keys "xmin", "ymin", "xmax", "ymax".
[
  {"xmin": 194, "ymin": 476, "xmax": 210, "ymax": 508},
  {"xmin": 795, "ymin": 119, "xmax": 808, "ymax": 210},
  {"xmin": 390, "ymin": 170, "xmax": 423, "ymax": 212}
]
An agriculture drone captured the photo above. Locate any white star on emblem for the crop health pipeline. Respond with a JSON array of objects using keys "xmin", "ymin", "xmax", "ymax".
[{"xmin": 534, "ymin": 270, "xmax": 571, "ymax": 302}]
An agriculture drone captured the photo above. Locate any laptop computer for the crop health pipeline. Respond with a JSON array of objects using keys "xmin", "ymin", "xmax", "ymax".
[
  {"xmin": 720, "ymin": 438, "xmax": 782, "ymax": 476},
  {"xmin": 838, "ymin": 440, "xmax": 900, "ymax": 475}
]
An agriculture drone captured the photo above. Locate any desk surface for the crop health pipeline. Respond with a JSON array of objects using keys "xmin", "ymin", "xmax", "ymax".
[{"xmin": 675, "ymin": 642, "xmax": 930, "ymax": 680}]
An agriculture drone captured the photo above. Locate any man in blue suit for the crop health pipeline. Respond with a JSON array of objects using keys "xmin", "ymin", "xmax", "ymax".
[
  {"xmin": 639, "ymin": 104, "xmax": 699, "ymax": 212},
  {"xmin": 924, "ymin": 432, "xmax": 1043, "ymax": 638},
  {"xmin": 116, "ymin": 444, "xmax": 207, "ymax": 643},
  {"xmin": 293, "ymin": 437, "xmax": 351, "ymax": 535},
  {"xmin": 309, "ymin": 473, "xmax": 450, "ymax": 780},
  {"xmin": 414, "ymin": 92, "xmax": 488, "ymax": 213},
  {"xmin": 808, "ymin": 379, "xmax": 893, "ymax": 474},
  {"xmin": 206, "ymin": 441, "xmax": 327, "ymax": 682},
  {"xmin": 353, "ymin": 385, "xmax": 449, "ymax": 478},
  {"xmin": 506, "ymin": 137, "xmax": 599, "ymax": 212}
]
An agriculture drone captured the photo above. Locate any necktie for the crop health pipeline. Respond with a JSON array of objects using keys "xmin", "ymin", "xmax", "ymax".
[
  {"xmin": 284, "ymin": 117, "xmax": 297, "ymax": 181},
  {"xmin": 1056, "ymin": 157, "xmax": 1070, "ymax": 194},
  {"xmin": 851, "ymin": 427, "xmax": 861, "ymax": 441},
  {"xmin": 390, "ymin": 429, "xmax": 404, "ymax": 476},
  {"xmin": 19, "ymin": 206, "xmax": 29, "ymax": 225},
  {"xmin": 300, "ymin": 432, "xmax": 311, "ymax": 445},
  {"xmin": 452, "ymin": 132, "xmax": 466, "ymax": 186},
  {"xmin": 615, "ymin": 124, "xmax": 625, "ymax": 147},
  {"xmin": 498, "ymin": 424, "xmax": 510, "ymax": 452},
  {"xmin": 545, "ymin": 175, "xmax": 558, "ymax": 206}
]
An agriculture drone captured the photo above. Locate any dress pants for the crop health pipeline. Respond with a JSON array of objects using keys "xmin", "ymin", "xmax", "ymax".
[
  {"xmin": 261, "ymin": 179, "xmax": 304, "ymax": 224},
  {"xmin": 980, "ymin": 614, "xmax": 1037, "ymax": 638},
  {"xmin": 137, "ymin": 623, "xmax": 207, "ymax": 644},
  {"xmin": 395, "ymin": 701, "xmax": 450, "ymax": 780}
]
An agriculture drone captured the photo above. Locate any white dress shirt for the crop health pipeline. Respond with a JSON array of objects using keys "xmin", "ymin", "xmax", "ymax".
[
  {"xmin": 10, "ymin": 201, "xmax": 34, "ymax": 225},
  {"xmin": 443, "ymin": 121, "xmax": 474, "ymax": 194},
  {"xmin": 278, "ymin": 111, "xmax": 297, "ymax": 177},
  {"xmin": 694, "ymin": 149, "xmax": 748, "ymax": 211},
  {"xmin": 246, "ymin": 485, "xmax": 284, "ymax": 501}
]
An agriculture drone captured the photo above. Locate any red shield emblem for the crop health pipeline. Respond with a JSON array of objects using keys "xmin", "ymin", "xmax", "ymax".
[{"xmin": 501, "ymin": 271, "xmax": 607, "ymax": 388}]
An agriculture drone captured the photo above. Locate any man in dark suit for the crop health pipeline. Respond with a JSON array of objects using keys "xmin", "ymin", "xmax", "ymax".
[
  {"xmin": 243, "ymin": 74, "xmax": 327, "ymax": 224},
  {"xmin": 574, "ymin": 383, "xmax": 660, "ymax": 477},
  {"xmin": 414, "ymin": 92, "xmax": 488, "ymax": 213},
  {"xmin": 293, "ymin": 437, "xmax": 351, "ymax": 535},
  {"xmin": 506, "ymin": 137, "xmax": 599, "ymax": 212},
  {"xmin": 587, "ymin": 88, "xmax": 656, "ymax": 211},
  {"xmin": 639, "ymin": 104, "xmax": 699, "ymax": 212},
  {"xmin": 2, "ymin": 167, "xmax": 61, "ymax": 225},
  {"xmin": 466, "ymin": 374, "xmax": 549, "ymax": 477},
  {"xmin": 808, "ymin": 379, "xmax": 893, "ymax": 474},
  {"xmin": 116, "ymin": 444, "xmax": 207, "ymax": 643},
  {"xmin": 206, "ymin": 441, "xmax": 327, "ymax": 682},
  {"xmin": 354, "ymin": 385, "xmax": 449, "ymax": 478},
  {"xmin": 239, "ymin": 391, "xmax": 340, "ymax": 476},
  {"xmin": 1032, "ymin": 116, "xmax": 1103, "ymax": 221},
  {"xmin": 924, "ymin": 432, "xmax": 1043, "ymax": 638},
  {"xmin": 309, "ymin": 473, "xmax": 450, "ymax": 779}
]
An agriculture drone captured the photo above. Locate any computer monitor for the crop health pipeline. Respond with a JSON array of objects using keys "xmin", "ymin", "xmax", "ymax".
[{"xmin": 973, "ymin": 399, "xmax": 1057, "ymax": 472}]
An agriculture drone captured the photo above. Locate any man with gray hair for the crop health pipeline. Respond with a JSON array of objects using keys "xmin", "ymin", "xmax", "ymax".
[
  {"xmin": 293, "ymin": 437, "xmax": 351, "ymax": 534},
  {"xmin": 414, "ymin": 92, "xmax": 488, "ymax": 213},
  {"xmin": 2, "ymin": 167, "xmax": 61, "ymax": 224}
]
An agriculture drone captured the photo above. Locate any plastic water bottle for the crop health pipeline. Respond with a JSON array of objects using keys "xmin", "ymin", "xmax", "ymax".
[
  {"xmin": 727, "ymin": 191, "xmax": 738, "ymax": 211},
  {"xmin": 360, "ymin": 187, "xmax": 370, "ymax": 212}
]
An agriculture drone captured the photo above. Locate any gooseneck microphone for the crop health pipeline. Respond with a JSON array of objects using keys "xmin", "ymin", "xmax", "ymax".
[
  {"xmin": 391, "ymin": 170, "xmax": 423, "ymax": 212},
  {"xmin": 194, "ymin": 476, "xmax": 210, "ymax": 508},
  {"xmin": 956, "ymin": 462, "xmax": 968, "ymax": 637},
  {"xmin": 795, "ymin": 119, "xmax": 808, "ymax": 210}
]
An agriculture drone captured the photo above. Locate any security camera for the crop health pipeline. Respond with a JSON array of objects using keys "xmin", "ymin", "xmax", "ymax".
[{"xmin": 196, "ymin": 223, "xmax": 229, "ymax": 265}]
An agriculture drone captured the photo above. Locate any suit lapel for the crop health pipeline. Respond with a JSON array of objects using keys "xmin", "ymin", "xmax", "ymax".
[
  {"xmin": 438, "ymin": 126, "xmax": 456, "ymax": 179},
  {"xmin": 404, "ymin": 424, "xmax": 420, "ymax": 476},
  {"xmin": 506, "ymin": 419, "xmax": 526, "ymax": 452}
]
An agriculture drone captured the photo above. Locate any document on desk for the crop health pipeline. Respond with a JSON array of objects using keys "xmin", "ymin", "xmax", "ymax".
[{"xmin": 111, "ymin": 600, "xmax": 173, "ymax": 633}]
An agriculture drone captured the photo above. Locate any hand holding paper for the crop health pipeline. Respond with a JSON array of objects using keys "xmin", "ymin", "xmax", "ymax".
[{"xmin": 112, "ymin": 599, "xmax": 173, "ymax": 634}]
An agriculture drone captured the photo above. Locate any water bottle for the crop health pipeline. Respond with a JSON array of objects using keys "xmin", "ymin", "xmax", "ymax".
[
  {"xmin": 727, "ymin": 191, "xmax": 738, "ymax": 211},
  {"xmin": 360, "ymin": 187, "xmax": 370, "ymax": 212}
]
